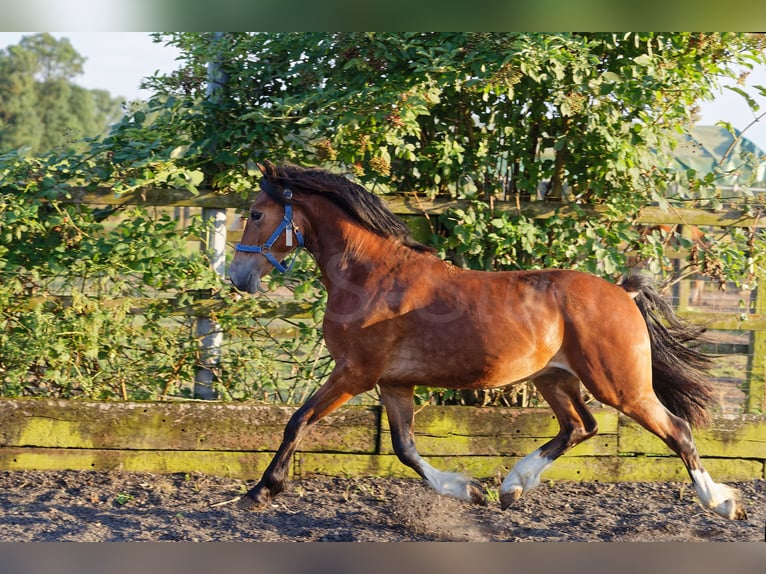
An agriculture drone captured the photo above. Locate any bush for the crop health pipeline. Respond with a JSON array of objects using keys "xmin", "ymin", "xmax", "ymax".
[{"xmin": 0, "ymin": 150, "xmax": 332, "ymax": 402}]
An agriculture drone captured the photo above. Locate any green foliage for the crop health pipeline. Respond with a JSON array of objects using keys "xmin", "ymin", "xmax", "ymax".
[
  {"xmin": 149, "ymin": 32, "xmax": 764, "ymax": 196},
  {"xmin": 0, "ymin": 146, "xmax": 332, "ymax": 401},
  {"xmin": 434, "ymin": 200, "xmax": 639, "ymax": 278},
  {"xmin": 0, "ymin": 149, "xmax": 203, "ymax": 398}
]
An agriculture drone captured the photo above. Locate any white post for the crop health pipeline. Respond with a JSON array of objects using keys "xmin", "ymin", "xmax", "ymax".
[
  {"xmin": 194, "ymin": 209, "xmax": 227, "ymax": 399},
  {"xmin": 194, "ymin": 33, "xmax": 229, "ymax": 399}
]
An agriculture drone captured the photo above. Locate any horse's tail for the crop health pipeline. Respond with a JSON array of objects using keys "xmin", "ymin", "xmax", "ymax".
[{"xmin": 620, "ymin": 274, "xmax": 714, "ymax": 427}]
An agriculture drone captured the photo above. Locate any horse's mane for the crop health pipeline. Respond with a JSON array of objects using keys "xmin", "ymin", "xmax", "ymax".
[{"xmin": 259, "ymin": 161, "xmax": 433, "ymax": 253}]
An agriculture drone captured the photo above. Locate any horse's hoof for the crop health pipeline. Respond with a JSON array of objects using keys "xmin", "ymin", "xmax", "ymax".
[
  {"xmin": 499, "ymin": 487, "xmax": 522, "ymax": 511},
  {"xmin": 237, "ymin": 492, "xmax": 271, "ymax": 511},
  {"xmin": 713, "ymin": 497, "xmax": 748, "ymax": 520},
  {"xmin": 468, "ymin": 481, "xmax": 488, "ymax": 506},
  {"xmin": 732, "ymin": 505, "xmax": 748, "ymax": 520}
]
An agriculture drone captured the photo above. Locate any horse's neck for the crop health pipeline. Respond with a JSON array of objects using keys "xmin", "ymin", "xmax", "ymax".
[
  {"xmin": 314, "ymin": 224, "xmax": 402, "ymax": 277},
  {"xmin": 303, "ymin": 204, "xmax": 419, "ymax": 290}
]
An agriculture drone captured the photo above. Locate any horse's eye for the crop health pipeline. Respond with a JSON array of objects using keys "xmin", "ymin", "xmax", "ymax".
[{"xmin": 250, "ymin": 212, "xmax": 264, "ymax": 221}]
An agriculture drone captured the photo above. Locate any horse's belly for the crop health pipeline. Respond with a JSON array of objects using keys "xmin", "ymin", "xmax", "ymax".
[{"xmin": 380, "ymin": 346, "xmax": 549, "ymax": 389}]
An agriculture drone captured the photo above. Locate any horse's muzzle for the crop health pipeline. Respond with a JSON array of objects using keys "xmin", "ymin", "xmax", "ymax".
[{"xmin": 228, "ymin": 267, "xmax": 261, "ymax": 294}]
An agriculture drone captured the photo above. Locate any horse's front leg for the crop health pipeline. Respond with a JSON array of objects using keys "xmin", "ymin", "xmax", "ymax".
[
  {"xmin": 238, "ymin": 366, "xmax": 371, "ymax": 510},
  {"xmin": 237, "ymin": 402, "xmax": 317, "ymax": 510}
]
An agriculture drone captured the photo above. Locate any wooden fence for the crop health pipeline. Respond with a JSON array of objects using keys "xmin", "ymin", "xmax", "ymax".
[{"xmin": 1, "ymin": 399, "xmax": 763, "ymax": 482}]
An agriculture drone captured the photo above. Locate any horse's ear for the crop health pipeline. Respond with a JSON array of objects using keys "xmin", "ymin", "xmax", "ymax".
[{"xmin": 258, "ymin": 159, "xmax": 277, "ymax": 176}]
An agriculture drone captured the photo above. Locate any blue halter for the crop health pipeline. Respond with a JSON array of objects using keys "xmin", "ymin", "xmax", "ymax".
[{"xmin": 234, "ymin": 202, "xmax": 305, "ymax": 273}]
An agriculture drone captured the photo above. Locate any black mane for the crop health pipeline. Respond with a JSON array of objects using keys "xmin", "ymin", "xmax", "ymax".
[{"xmin": 259, "ymin": 161, "xmax": 432, "ymax": 252}]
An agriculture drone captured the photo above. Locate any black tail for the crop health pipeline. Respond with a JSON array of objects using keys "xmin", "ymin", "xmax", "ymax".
[{"xmin": 621, "ymin": 274, "xmax": 715, "ymax": 427}]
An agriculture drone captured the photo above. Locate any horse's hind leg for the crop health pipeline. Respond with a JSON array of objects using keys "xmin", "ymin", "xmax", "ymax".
[
  {"xmin": 500, "ymin": 372, "xmax": 598, "ymax": 509},
  {"xmin": 619, "ymin": 398, "xmax": 747, "ymax": 520},
  {"xmin": 380, "ymin": 384, "xmax": 486, "ymax": 505}
]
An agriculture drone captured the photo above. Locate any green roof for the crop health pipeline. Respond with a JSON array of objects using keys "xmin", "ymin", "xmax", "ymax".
[{"xmin": 674, "ymin": 125, "xmax": 766, "ymax": 185}]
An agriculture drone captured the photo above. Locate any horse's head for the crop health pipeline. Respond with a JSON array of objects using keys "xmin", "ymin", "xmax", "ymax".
[{"xmin": 229, "ymin": 168, "xmax": 306, "ymax": 294}]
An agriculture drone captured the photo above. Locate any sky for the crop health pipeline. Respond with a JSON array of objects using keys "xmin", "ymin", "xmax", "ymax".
[
  {"xmin": 0, "ymin": 32, "xmax": 181, "ymax": 102},
  {"xmin": 1, "ymin": 32, "xmax": 766, "ymax": 152}
]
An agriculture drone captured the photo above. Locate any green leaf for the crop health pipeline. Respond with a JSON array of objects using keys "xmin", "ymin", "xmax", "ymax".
[
  {"xmin": 723, "ymin": 85, "xmax": 760, "ymax": 112},
  {"xmin": 633, "ymin": 54, "xmax": 653, "ymax": 66},
  {"xmin": 170, "ymin": 145, "xmax": 189, "ymax": 159}
]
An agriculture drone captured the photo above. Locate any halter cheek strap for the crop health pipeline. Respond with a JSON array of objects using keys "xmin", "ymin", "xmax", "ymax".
[{"xmin": 234, "ymin": 204, "xmax": 305, "ymax": 273}]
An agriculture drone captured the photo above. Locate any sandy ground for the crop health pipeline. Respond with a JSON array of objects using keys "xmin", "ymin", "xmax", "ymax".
[{"xmin": 0, "ymin": 470, "xmax": 763, "ymax": 542}]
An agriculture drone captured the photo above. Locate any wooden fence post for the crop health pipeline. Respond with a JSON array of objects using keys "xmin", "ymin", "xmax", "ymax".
[
  {"xmin": 746, "ymin": 277, "xmax": 766, "ymax": 413},
  {"xmin": 674, "ymin": 225, "xmax": 693, "ymax": 311}
]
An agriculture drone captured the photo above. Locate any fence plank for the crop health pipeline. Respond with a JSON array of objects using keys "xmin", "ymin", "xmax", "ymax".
[
  {"xmin": 4, "ymin": 448, "xmax": 759, "ymax": 482},
  {"xmin": 297, "ymin": 453, "xmax": 763, "ymax": 482},
  {"xmin": 619, "ymin": 415, "xmax": 766, "ymax": 458},
  {"xmin": 379, "ymin": 406, "xmax": 618, "ymax": 457},
  {"xmin": 679, "ymin": 311, "xmax": 766, "ymax": 331},
  {"xmin": 63, "ymin": 187, "xmax": 251, "ymax": 209},
  {"xmin": 0, "ymin": 447, "xmax": 273, "ymax": 478},
  {"xmin": 61, "ymin": 187, "xmax": 766, "ymax": 228},
  {"xmin": 20, "ymin": 294, "xmax": 313, "ymax": 320},
  {"xmin": 0, "ymin": 400, "xmax": 378, "ymax": 454}
]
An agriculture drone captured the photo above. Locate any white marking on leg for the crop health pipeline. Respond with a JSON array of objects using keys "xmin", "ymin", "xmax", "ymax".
[
  {"xmin": 416, "ymin": 455, "xmax": 477, "ymax": 502},
  {"xmin": 500, "ymin": 449, "xmax": 553, "ymax": 500},
  {"xmin": 690, "ymin": 469, "xmax": 743, "ymax": 520}
]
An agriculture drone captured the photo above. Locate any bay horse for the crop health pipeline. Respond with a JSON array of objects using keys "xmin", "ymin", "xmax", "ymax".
[{"xmin": 229, "ymin": 161, "xmax": 746, "ymax": 520}]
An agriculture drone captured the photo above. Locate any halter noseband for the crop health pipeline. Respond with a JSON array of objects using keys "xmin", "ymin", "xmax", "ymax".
[{"xmin": 234, "ymin": 190, "xmax": 305, "ymax": 273}]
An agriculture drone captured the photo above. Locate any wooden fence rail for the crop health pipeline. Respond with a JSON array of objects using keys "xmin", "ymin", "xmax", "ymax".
[
  {"xmin": 0, "ymin": 399, "xmax": 763, "ymax": 482},
  {"xmin": 58, "ymin": 186, "xmax": 766, "ymax": 228}
]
